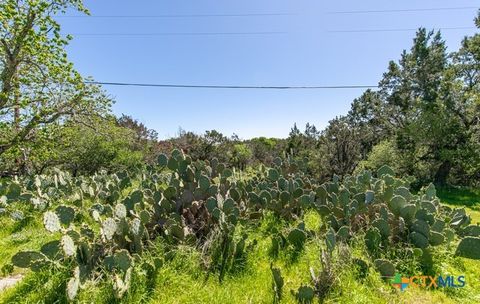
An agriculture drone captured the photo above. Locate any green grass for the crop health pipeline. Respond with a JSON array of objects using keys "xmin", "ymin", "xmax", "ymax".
[
  {"xmin": 437, "ymin": 188, "xmax": 480, "ymax": 209},
  {"xmin": 438, "ymin": 187, "xmax": 480, "ymax": 223},
  {"xmin": 1, "ymin": 190, "xmax": 480, "ymax": 303},
  {"xmin": 0, "ymin": 213, "xmax": 56, "ymax": 273}
]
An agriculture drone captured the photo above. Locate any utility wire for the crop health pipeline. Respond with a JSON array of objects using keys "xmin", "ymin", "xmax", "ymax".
[
  {"xmin": 85, "ymin": 81, "xmax": 378, "ymax": 90},
  {"xmin": 73, "ymin": 31, "xmax": 286, "ymax": 37},
  {"xmin": 328, "ymin": 26, "xmax": 476, "ymax": 33},
  {"xmin": 57, "ymin": 13, "xmax": 293, "ymax": 18},
  {"xmin": 329, "ymin": 6, "xmax": 478, "ymax": 14},
  {"xmin": 57, "ymin": 7, "xmax": 478, "ymax": 18},
  {"xmin": 71, "ymin": 27, "xmax": 476, "ymax": 37}
]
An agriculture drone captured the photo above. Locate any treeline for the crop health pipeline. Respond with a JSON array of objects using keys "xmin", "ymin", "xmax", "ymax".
[{"xmin": 1, "ymin": 1, "xmax": 479, "ymax": 187}]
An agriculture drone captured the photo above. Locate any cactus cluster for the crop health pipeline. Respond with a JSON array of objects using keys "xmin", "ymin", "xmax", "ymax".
[
  {"xmin": 311, "ymin": 165, "xmax": 475, "ymax": 279},
  {"xmin": 4, "ymin": 152, "xmax": 478, "ymax": 301}
]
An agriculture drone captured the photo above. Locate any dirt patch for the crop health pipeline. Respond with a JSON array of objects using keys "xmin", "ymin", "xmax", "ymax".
[{"xmin": 0, "ymin": 274, "xmax": 23, "ymax": 291}]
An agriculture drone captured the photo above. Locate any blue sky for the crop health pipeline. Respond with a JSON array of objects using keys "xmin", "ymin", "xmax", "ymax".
[{"xmin": 59, "ymin": 0, "xmax": 479, "ymax": 139}]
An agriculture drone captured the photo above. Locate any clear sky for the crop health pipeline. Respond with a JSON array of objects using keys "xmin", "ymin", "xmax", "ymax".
[{"xmin": 58, "ymin": 0, "xmax": 479, "ymax": 139}]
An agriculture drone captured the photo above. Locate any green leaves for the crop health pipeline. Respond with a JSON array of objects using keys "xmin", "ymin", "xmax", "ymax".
[{"xmin": 0, "ymin": 0, "xmax": 109, "ymax": 162}]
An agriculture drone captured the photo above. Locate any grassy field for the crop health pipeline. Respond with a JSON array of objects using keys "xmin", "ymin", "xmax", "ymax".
[
  {"xmin": 438, "ymin": 187, "xmax": 480, "ymax": 223},
  {"xmin": 0, "ymin": 189, "xmax": 479, "ymax": 303}
]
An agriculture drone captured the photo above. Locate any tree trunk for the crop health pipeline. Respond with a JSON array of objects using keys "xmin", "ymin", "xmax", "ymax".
[{"xmin": 434, "ymin": 160, "xmax": 452, "ymax": 186}]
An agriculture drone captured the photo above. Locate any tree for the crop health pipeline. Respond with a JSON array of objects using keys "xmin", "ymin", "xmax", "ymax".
[
  {"xmin": 53, "ymin": 116, "xmax": 144, "ymax": 175},
  {"xmin": 117, "ymin": 114, "xmax": 160, "ymax": 164},
  {"xmin": 316, "ymin": 117, "xmax": 362, "ymax": 180},
  {"xmin": 248, "ymin": 137, "xmax": 283, "ymax": 165},
  {"xmin": 346, "ymin": 25, "xmax": 480, "ymax": 186},
  {"xmin": 355, "ymin": 139, "xmax": 402, "ymax": 175},
  {"xmin": 375, "ymin": 29, "xmax": 468, "ymax": 185},
  {"xmin": 348, "ymin": 90, "xmax": 388, "ymax": 159},
  {"xmin": 231, "ymin": 143, "xmax": 252, "ymax": 170},
  {"xmin": 0, "ymin": 0, "xmax": 110, "ymax": 171}
]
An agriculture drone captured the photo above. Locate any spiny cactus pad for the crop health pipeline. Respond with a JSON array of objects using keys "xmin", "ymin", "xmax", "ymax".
[
  {"xmin": 389, "ymin": 195, "xmax": 406, "ymax": 216},
  {"xmin": 295, "ymin": 285, "xmax": 315, "ymax": 303},
  {"xmin": 429, "ymin": 231, "xmax": 445, "ymax": 246},
  {"xmin": 326, "ymin": 228, "xmax": 336, "ymax": 252},
  {"xmin": 157, "ymin": 154, "xmax": 168, "ymax": 167},
  {"xmin": 372, "ymin": 218, "xmax": 390, "ymax": 238},
  {"xmin": 461, "ymin": 225, "xmax": 480, "ymax": 237},
  {"xmin": 287, "ymin": 228, "xmax": 307, "ymax": 249},
  {"xmin": 365, "ymin": 227, "xmax": 381, "ymax": 253},
  {"xmin": 44, "ymin": 211, "xmax": 61, "ymax": 232},
  {"xmin": 115, "ymin": 204, "xmax": 127, "ymax": 219},
  {"xmin": 102, "ymin": 218, "xmax": 117, "ymax": 240},
  {"xmin": 40, "ymin": 240, "xmax": 61, "ymax": 259},
  {"xmin": 114, "ymin": 250, "xmax": 133, "ymax": 272},
  {"xmin": 455, "ymin": 237, "xmax": 480, "ymax": 260},
  {"xmin": 11, "ymin": 251, "xmax": 45, "ymax": 268},
  {"xmin": 410, "ymin": 231, "xmax": 429, "ymax": 248},
  {"xmin": 113, "ymin": 268, "xmax": 132, "ymax": 299},
  {"xmin": 271, "ymin": 264, "xmax": 284, "ymax": 301},
  {"xmin": 66, "ymin": 266, "xmax": 80, "ymax": 301},
  {"xmin": 55, "ymin": 205, "xmax": 75, "ymax": 226},
  {"xmin": 62, "ymin": 235, "xmax": 76, "ymax": 257},
  {"xmin": 374, "ymin": 259, "xmax": 395, "ymax": 277},
  {"xmin": 377, "ymin": 165, "xmax": 395, "ymax": 177},
  {"xmin": 268, "ymin": 168, "xmax": 280, "ymax": 182}
]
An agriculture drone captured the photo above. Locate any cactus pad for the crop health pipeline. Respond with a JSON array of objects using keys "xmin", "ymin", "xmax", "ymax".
[
  {"xmin": 44, "ymin": 211, "xmax": 61, "ymax": 232},
  {"xmin": 455, "ymin": 237, "xmax": 480, "ymax": 260}
]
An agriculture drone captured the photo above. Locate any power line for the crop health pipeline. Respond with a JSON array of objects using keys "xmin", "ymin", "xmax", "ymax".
[
  {"xmin": 328, "ymin": 26, "xmax": 476, "ymax": 33},
  {"xmin": 329, "ymin": 6, "xmax": 478, "ymax": 14},
  {"xmin": 85, "ymin": 81, "xmax": 378, "ymax": 90},
  {"xmin": 73, "ymin": 31, "xmax": 286, "ymax": 37},
  {"xmin": 71, "ymin": 27, "xmax": 476, "ymax": 37},
  {"xmin": 57, "ymin": 13, "xmax": 293, "ymax": 18}
]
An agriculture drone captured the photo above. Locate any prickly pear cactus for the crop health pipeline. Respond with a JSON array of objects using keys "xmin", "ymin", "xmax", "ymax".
[
  {"xmin": 66, "ymin": 267, "xmax": 80, "ymax": 301},
  {"xmin": 374, "ymin": 259, "xmax": 395, "ymax": 277},
  {"xmin": 44, "ymin": 211, "xmax": 61, "ymax": 232},
  {"xmin": 456, "ymin": 237, "xmax": 480, "ymax": 259}
]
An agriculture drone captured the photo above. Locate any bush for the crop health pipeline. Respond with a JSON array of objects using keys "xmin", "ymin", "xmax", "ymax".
[{"xmin": 355, "ymin": 139, "xmax": 401, "ymax": 174}]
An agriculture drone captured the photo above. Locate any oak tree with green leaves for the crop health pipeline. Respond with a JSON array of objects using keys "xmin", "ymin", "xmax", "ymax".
[{"xmin": 0, "ymin": 0, "xmax": 110, "ymax": 172}]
